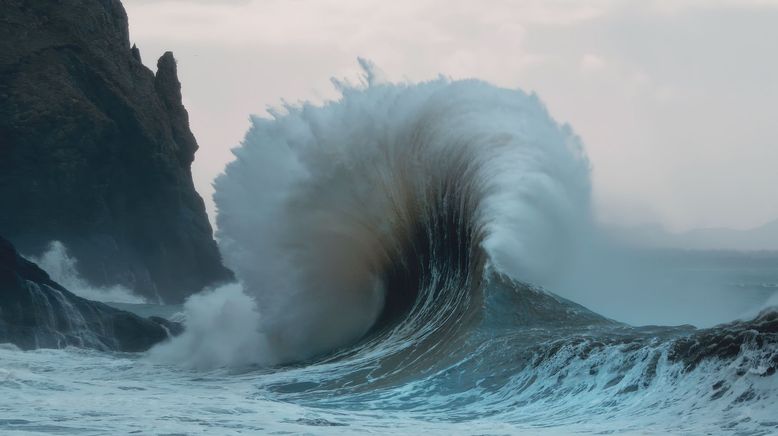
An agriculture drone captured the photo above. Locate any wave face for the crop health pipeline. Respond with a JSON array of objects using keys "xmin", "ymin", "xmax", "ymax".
[{"xmin": 213, "ymin": 66, "xmax": 591, "ymax": 363}]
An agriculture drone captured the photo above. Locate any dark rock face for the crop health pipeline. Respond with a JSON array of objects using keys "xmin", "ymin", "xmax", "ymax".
[
  {"xmin": 0, "ymin": 236, "xmax": 182, "ymax": 351},
  {"xmin": 0, "ymin": 0, "xmax": 233, "ymax": 303}
]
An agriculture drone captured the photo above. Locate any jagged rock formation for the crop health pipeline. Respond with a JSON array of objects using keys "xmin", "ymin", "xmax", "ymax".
[
  {"xmin": 0, "ymin": 236, "xmax": 181, "ymax": 351},
  {"xmin": 0, "ymin": 0, "xmax": 233, "ymax": 302}
]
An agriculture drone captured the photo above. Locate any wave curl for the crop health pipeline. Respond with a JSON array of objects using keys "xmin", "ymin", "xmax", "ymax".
[{"xmin": 209, "ymin": 64, "xmax": 591, "ymax": 364}]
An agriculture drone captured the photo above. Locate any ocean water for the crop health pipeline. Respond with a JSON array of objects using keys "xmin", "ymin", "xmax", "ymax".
[
  {"xmin": 2, "ymin": 259, "xmax": 777, "ymax": 435},
  {"xmin": 2, "ymin": 68, "xmax": 777, "ymax": 435}
]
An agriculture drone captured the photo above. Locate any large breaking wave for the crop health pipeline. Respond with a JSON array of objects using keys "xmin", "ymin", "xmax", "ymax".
[
  {"xmin": 203, "ymin": 63, "xmax": 590, "ymax": 364},
  {"xmin": 150, "ymin": 63, "xmax": 777, "ymax": 378}
]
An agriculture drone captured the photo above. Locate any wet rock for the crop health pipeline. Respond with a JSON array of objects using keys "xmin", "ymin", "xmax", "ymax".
[{"xmin": 0, "ymin": 236, "xmax": 180, "ymax": 351}]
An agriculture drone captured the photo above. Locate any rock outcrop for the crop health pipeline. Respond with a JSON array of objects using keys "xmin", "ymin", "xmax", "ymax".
[
  {"xmin": 0, "ymin": 0, "xmax": 233, "ymax": 302},
  {"xmin": 0, "ymin": 236, "xmax": 181, "ymax": 351}
]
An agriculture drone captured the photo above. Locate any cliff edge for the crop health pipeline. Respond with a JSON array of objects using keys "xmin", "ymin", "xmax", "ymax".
[{"xmin": 0, "ymin": 0, "xmax": 233, "ymax": 302}]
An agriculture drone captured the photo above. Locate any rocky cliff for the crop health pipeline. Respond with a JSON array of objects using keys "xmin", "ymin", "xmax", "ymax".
[
  {"xmin": 0, "ymin": 0, "xmax": 233, "ymax": 302},
  {"xmin": 0, "ymin": 236, "xmax": 181, "ymax": 351}
]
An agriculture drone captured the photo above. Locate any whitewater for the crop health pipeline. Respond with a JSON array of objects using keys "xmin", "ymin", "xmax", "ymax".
[{"xmin": 2, "ymin": 66, "xmax": 777, "ymax": 435}]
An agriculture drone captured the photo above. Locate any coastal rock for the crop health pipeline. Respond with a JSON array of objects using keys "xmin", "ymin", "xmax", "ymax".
[
  {"xmin": 0, "ymin": 236, "xmax": 181, "ymax": 351},
  {"xmin": 0, "ymin": 0, "xmax": 233, "ymax": 303}
]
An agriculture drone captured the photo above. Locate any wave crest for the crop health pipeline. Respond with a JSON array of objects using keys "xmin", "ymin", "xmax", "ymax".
[{"xmin": 207, "ymin": 65, "xmax": 591, "ymax": 364}]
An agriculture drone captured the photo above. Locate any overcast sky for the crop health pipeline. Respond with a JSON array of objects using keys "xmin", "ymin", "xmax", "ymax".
[{"xmin": 124, "ymin": 0, "xmax": 778, "ymax": 232}]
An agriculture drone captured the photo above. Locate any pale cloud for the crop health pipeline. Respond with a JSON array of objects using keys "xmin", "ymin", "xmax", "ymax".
[
  {"xmin": 579, "ymin": 54, "xmax": 605, "ymax": 72},
  {"xmin": 644, "ymin": 0, "xmax": 778, "ymax": 15},
  {"xmin": 124, "ymin": 0, "xmax": 778, "ymax": 231},
  {"xmin": 124, "ymin": 0, "xmax": 606, "ymax": 46}
]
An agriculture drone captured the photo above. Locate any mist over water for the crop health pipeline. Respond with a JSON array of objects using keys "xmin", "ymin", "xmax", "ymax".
[{"xmin": 549, "ymin": 235, "xmax": 778, "ymax": 328}]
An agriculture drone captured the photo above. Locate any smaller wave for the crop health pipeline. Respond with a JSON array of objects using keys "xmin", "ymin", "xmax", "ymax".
[{"xmin": 30, "ymin": 241, "xmax": 147, "ymax": 304}]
